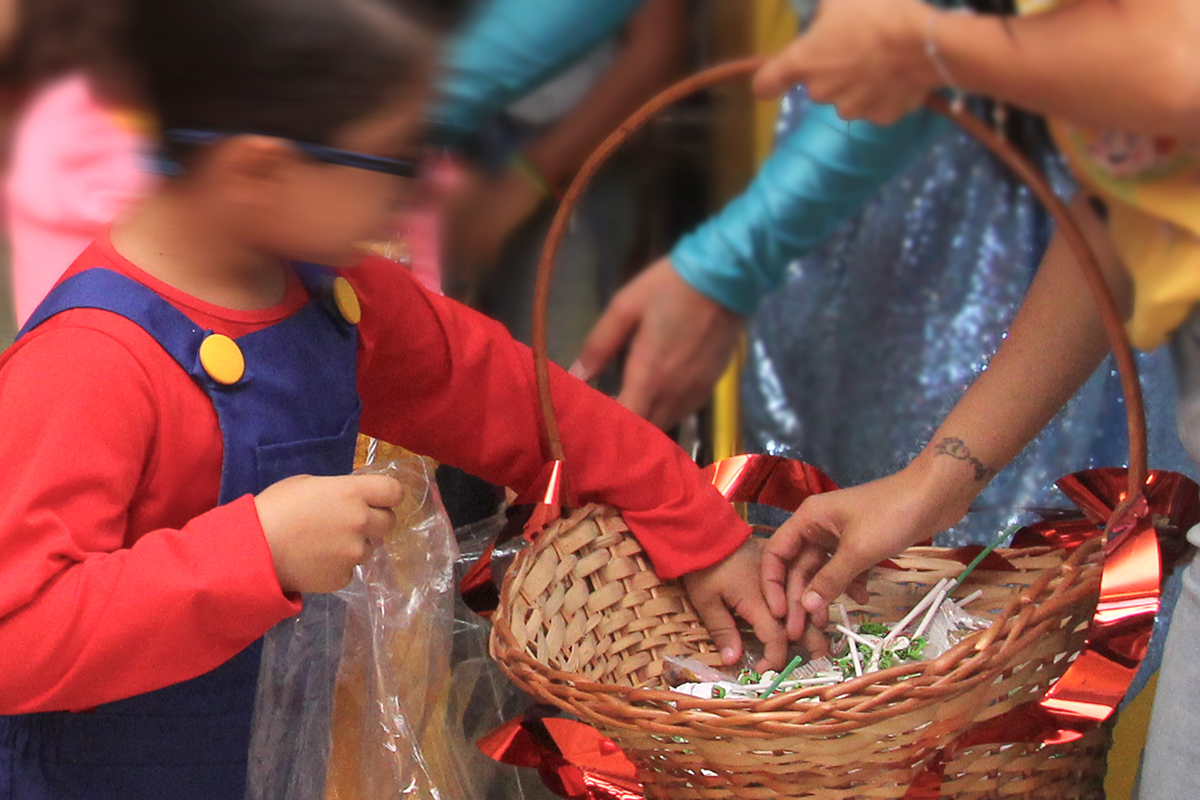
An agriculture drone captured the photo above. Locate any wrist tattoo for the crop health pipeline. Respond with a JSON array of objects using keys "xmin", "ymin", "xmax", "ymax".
[{"xmin": 933, "ymin": 437, "xmax": 998, "ymax": 482}]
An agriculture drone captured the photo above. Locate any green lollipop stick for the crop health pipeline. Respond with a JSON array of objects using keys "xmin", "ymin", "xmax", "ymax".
[
  {"xmin": 952, "ymin": 523, "xmax": 1021, "ymax": 591},
  {"xmin": 759, "ymin": 655, "xmax": 805, "ymax": 699}
]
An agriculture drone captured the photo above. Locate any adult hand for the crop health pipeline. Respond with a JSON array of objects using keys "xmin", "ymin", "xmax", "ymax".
[
  {"xmin": 753, "ymin": 0, "xmax": 937, "ymax": 125},
  {"xmin": 762, "ymin": 462, "xmax": 971, "ymax": 640},
  {"xmin": 576, "ymin": 257, "xmax": 743, "ymax": 430}
]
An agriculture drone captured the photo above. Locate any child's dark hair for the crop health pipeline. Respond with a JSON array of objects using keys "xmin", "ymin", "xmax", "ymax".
[{"xmin": 128, "ymin": 0, "xmax": 463, "ymax": 160}]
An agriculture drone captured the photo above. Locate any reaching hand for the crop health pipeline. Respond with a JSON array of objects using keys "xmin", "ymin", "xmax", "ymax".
[
  {"xmin": 577, "ymin": 257, "xmax": 743, "ymax": 430},
  {"xmin": 682, "ymin": 536, "xmax": 789, "ymax": 671},
  {"xmin": 255, "ymin": 473, "xmax": 404, "ymax": 594},
  {"xmin": 753, "ymin": 0, "xmax": 936, "ymax": 126},
  {"xmin": 762, "ymin": 467, "xmax": 970, "ymax": 640}
]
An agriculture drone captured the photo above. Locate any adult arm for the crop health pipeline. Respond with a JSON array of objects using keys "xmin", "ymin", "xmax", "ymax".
[
  {"xmin": 432, "ymin": 0, "xmax": 645, "ymax": 140},
  {"xmin": 755, "ymin": 0, "xmax": 1200, "ymax": 136},
  {"xmin": 670, "ymin": 103, "xmax": 949, "ymax": 314},
  {"xmin": 579, "ymin": 102, "xmax": 951, "ymax": 428},
  {"xmin": 451, "ymin": 0, "xmax": 689, "ymax": 267}
]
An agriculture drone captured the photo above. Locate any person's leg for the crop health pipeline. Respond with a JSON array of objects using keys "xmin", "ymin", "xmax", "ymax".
[{"xmin": 1136, "ymin": 534, "xmax": 1200, "ymax": 799}]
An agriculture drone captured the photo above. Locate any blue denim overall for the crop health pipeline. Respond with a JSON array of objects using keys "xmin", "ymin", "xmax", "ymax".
[{"xmin": 0, "ymin": 266, "xmax": 361, "ymax": 799}]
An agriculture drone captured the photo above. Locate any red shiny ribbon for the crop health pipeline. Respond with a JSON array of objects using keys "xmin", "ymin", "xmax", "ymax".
[
  {"xmin": 903, "ymin": 467, "xmax": 1200, "ymax": 798},
  {"xmin": 461, "ymin": 460, "xmax": 572, "ymax": 617},
  {"xmin": 704, "ymin": 454, "xmax": 839, "ymax": 509},
  {"xmin": 478, "ymin": 709, "xmax": 643, "ymax": 800},
  {"xmin": 479, "ymin": 455, "xmax": 1198, "ymax": 799}
]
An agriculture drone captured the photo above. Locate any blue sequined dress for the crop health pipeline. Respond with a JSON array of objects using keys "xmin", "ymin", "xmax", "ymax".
[{"xmin": 741, "ymin": 88, "xmax": 1195, "ymax": 695}]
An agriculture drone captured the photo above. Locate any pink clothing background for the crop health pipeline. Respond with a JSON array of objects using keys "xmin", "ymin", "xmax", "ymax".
[
  {"xmin": 6, "ymin": 74, "xmax": 153, "ymax": 327},
  {"xmin": 5, "ymin": 74, "xmax": 442, "ymax": 327}
]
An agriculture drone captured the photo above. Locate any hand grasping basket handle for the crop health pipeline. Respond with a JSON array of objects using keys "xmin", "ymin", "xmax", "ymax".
[{"xmin": 532, "ymin": 57, "xmax": 1148, "ymax": 517}]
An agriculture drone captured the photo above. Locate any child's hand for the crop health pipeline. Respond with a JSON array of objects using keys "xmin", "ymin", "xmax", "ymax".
[
  {"xmin": 255, "ymin": 474, "xmax": 404, "ymax": 594},
  {"xmin": 763, "ymin": 467, "xmax": 971, "ymax": 640},
  {"xmin": 681, "ymin": 537, "xmax": 789, "ymax": 672}
]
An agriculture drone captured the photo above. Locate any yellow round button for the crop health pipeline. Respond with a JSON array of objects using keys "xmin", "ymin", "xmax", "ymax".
[
  {"xmin": 332, "ymin": 277, "xmax": 362, "ymax": 325},
  {"xmin": 199, "ymin": 334, "xmax": 245, "ymax": 386}
]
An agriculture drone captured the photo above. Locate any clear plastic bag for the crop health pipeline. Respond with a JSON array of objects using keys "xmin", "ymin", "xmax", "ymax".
[
  {"xmin": 449, "ymin": 516, "xmax": 559, "ymax": 800},
  {"xmin": 246, "ymin": 455, "xmax": 551, "ymax": 800}
]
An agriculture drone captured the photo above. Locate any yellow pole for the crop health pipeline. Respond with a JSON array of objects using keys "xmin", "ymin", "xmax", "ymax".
[{"xmin": 709, "ymin": 0, "xmax": 797, "ymax": 461}]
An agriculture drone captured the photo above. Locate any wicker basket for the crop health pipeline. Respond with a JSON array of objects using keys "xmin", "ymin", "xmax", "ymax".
[
  {"xmin": 490, "ymin": 59, "xmax": 1149, "ymax": 798},
  {"xmin": 492, "ymin": 504, "xmax": 1103, "ymax": 799},
  {"xmin": 940, "ymin": 727, "xmax": 1111, "ymax": 800}
]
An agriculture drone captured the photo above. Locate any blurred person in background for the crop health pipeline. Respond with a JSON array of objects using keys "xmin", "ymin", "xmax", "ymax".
[
  {"xmin": 2, "ymin": 0, "xmax": 452, "ymax": 332},
  {"xmin": 0, "ymin": 0, "xmax": 30, "ymax": 343},
  {"xmin": 442, "ymin": 0, "xmax": 688, "ymax": 369},
  {"xmin": 5, "ymin": 0, "xmax": 152, "ymax": 330},
  {"xmin": 0, "ymin": 0, "xmax": 674, "ymax": 342}
]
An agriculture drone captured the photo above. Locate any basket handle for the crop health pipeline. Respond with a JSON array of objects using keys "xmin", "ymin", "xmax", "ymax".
[{"xmin": 533, "ymin": 57, "xmax": 1148, "ymax": 512}]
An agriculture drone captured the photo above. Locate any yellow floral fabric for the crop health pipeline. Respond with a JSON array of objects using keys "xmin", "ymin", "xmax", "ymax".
[{"xmin": 1018, "ymin": 0, "xmax": 1200, "ymax": 348}]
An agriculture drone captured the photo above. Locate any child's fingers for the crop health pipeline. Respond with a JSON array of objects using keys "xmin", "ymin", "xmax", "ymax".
[
  {"xmin": 785, "ymin": 549, "xmax": 826, "ymax": 640},
  {"xmin": 691, "ymin": 593, "xmax": 743, "ymax": 667},
  {"xmin": 363, "ymin": 506, "xmax": 396, "ymax": 544},
  {"xmin": 352, "ymin": 474, "xmax": 405, "ymax": 509},
  {"xmin": 802, "ymin": 622, "xmax": 831, "ymax": 659},
  {"xmin": 735, "ymin": 595, "xmax": 789, "ymax": 672},
  {"xmin": 761, "ymin": 548, "xmax": 790, "ymax": 619}
]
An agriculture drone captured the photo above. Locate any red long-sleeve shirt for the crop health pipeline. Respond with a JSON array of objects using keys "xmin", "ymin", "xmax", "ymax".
[{"xmin": 0, "ymin": 235, "xmax": 749, "ymax": 714}]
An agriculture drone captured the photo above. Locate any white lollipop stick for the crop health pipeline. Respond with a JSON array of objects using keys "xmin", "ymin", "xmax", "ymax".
[
  {"xmin": 956, "ymin": 589, "xmax": 984, "ymax": 608},
  {"xmin": 883, "ymin": 578, "xmax": 949, "ymax": 648},
  {"xmin": 913, "ymin": 584, "xmax": 950, "ymax": 640},
  {"xmin": 837, "ymin": 606, "xmax": 864, "ymax": 678}
]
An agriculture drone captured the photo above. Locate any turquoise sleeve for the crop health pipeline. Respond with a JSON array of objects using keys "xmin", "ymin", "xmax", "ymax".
[
  {"xmin": 433, "ymin": 0, "xmax": 645, "ymax": 139},
  {"xmin": 671, "ymin": 103, "xmax": 952, "ymax": 315}
]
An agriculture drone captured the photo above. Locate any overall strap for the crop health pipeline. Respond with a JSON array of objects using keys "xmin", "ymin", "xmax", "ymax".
[
  {"xmin": 293, "ymin": 262, "xmax": 360, "ymax": 332},
  {"xmin": 18, "ymin": 268, "xmax": 210, "ymax": 382}
]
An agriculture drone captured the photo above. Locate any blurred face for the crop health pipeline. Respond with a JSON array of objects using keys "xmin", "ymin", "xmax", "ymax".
[{"xmin": 212, "ymin": 91, "xmax": 427, "ymax": 268}]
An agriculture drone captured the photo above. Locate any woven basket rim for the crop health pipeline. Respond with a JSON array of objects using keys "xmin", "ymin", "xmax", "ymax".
[{"xmin": 491, "ymin": 505, "xmax": 1104, "ymax": 727}]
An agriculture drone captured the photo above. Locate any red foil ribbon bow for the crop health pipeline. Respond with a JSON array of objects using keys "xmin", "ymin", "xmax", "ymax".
[
  {"xmin": 461, "ymin": 459, "xmax": 573, "ymax": 617},
  {"xmin": 705, "ymin": 453, "xmax": 839, "ymax": 509},
  {"xmin": 478, "ymin": 708, "xmax": 643, "ymax": 800},
  {"xmin": 903, "ymin": 467, "xmax": 1200, "ymax": 798}
]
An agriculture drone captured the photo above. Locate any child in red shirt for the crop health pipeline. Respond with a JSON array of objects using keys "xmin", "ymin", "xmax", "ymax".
[{"xmin": 0, "ymin": 1, "xmax": 783, "ymax": 798}]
